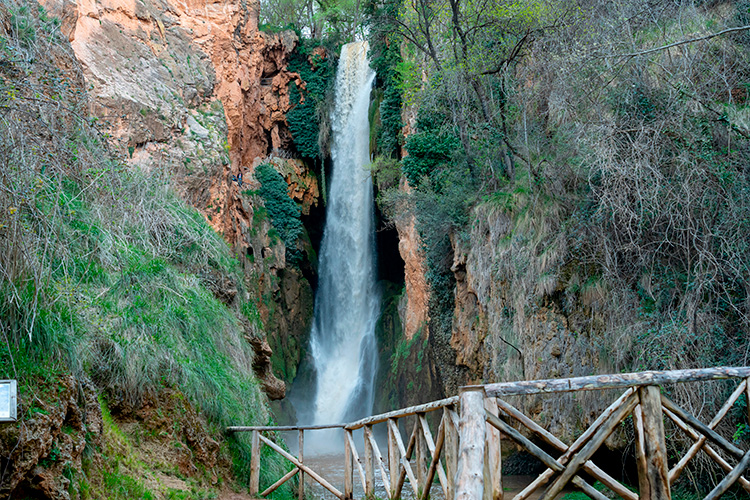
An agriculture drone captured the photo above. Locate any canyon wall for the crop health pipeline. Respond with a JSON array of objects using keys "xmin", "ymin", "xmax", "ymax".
[{"xmin": 39, "ymin": 0, "xmax": 319, "ymax": 397}]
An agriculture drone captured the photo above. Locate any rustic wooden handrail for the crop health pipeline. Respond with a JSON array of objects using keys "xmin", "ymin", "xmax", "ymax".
[
  {"xmin": 228, "ymin": 365, "xmax": 750, "ymax": 500},
  {"xmin": 344, "ymin": 395, "xmax": 459, "ymax": 430},
  {"xmin": 478, "ymin": 366, "xmax": 750, "ymax": 396},
  {"xmin": 227, "ymin": 423, "xmax": 344, "ymax": 432}
]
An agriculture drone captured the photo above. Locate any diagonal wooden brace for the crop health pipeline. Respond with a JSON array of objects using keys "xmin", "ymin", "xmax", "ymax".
[
  {"xmin": 486, "ymin": 411, "xmax": 609, "ymax": 500},
  {"xmin": 539, "ymin": 392, "xmax": 638, "ymax": 500}
]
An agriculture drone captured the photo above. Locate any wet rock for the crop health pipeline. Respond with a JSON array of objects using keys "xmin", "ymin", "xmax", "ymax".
[{"xmin": 246, "ymin": 333, "xmax": 286, "ymax": 400}]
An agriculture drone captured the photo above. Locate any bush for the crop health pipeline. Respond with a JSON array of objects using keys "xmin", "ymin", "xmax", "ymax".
[
  {"xmin": 401, "ymin": 130, "xmax": 462, "ymax": 186},
  {"xmin": 255, "ymin": 163, "xmax": 304, "ymax": 266}
]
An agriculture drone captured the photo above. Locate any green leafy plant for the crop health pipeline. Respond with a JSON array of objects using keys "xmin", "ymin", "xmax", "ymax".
[{"xmin": 255, "ymin": 163, "xmax": 305, "ymax": 266}]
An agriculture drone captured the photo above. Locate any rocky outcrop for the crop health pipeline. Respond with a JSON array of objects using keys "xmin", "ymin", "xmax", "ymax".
[
  {"xmin": 246, "ymin": 333, "xmax": 287, "ymax": 400},
  {"xmin": 253, "ymin": 157, "xmax": 320, "ymax": 216},
  {"xmin": 395, "ymin": 179, "xmax": 430, "ymax": 340},
  {"xmin": 0, "ymin": 376, "xmax": 102, "ymax": 499},
  {"xmin": 39, "ymin": 0, "xmax": 303, "ymax": 242},
  {"xmin": 446, "ymin": 204, "xmax": 611, "ymax": 441}
]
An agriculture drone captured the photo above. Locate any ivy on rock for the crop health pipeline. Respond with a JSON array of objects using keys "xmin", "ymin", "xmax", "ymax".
[
  {"xmin": 256, "ymin": 163, "xmax": 304, "ymax": 266},
  {"xmin": 286, "ymin": 40, "xmax": 337, "ymax": 160}
]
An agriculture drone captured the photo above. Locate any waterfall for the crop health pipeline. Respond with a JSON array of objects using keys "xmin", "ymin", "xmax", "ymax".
[{"xmin": 303, "ymin": 41, "xmax": 379, "ymax": 438}]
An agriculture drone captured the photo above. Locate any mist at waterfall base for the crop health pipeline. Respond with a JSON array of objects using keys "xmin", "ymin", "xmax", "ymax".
[{"xmin": 287, "ymin": 42, "xmax": 380, "ymax": 456}]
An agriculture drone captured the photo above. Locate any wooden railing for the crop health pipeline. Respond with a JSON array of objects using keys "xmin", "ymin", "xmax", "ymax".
[{"xmin": 227, "ymin": 366, "xmax": 750, "ymax": 499}]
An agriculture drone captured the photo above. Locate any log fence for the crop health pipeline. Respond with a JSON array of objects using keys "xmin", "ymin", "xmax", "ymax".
[{"xmin": 227, "ymin": 366, "xmax": 750, "ymax": 499}]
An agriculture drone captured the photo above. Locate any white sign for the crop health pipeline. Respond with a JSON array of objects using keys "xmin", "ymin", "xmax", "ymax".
[{"xmin": 0, "ymin": 380, "xmax": 17, "ymax": 422}]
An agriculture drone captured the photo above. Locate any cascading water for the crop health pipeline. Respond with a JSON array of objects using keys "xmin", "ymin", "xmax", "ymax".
[{"xmin": 300, "ymin": 42, "xmax": 379, "ymax": 446}]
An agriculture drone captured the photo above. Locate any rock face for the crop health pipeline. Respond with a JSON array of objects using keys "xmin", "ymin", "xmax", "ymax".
[
  {"xmin": 39, "ymin": 0, "xmax": 303, "ymax": 242},
  {"xmin": 445, "ymin": 204, "xmax": 610, "ymax": 441},
  {"xmin": 395, "ymin": 179, "xmax": 429, "ymax": 340}
]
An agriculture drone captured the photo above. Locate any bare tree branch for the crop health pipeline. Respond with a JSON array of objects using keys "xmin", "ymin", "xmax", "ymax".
[{"xmin": 607, "ymin": 25, "xmax": 750, "ymax": 59}]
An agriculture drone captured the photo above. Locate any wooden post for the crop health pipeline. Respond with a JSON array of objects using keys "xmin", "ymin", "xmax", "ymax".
[
  {"xmin": 445, "ymin": 406, "xmax": 459, "ymax": 500},
  {"xmin": 416, "ymin": 413, "xmax": 428, "ymax": 491},
  {"xmin": 298, "ymin": 430, "xmax": 304, "ymax": 500},
  {"xmin": 635, "ymin": 386, "xmax": 671, "ymax": 500},
  {"xmin": 484, "ymin": 397, "xmax": 502, "ymax": 500},
  {"xmin": 344, "ymin": 429, "xmax": 353, "ymax": 500},
  {"xmin": 388, "ymin": 418, "xmax": 400, "ymax": 499},
  {"xmin": 455, "ymin": 387, "xmax": 486, "ymax": 500},
  {"xmin": 364, "ymin": 425, "xmax": 375, "ymax": 497},
  {"xmin": 250, "ymin": 429, "xmax": 261, "ymax": 497}
]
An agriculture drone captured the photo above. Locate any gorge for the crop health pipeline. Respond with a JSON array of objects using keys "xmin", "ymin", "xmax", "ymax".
[{"xmin": 1, "ymin": 0, "xmax": 750, "ymax": 498}]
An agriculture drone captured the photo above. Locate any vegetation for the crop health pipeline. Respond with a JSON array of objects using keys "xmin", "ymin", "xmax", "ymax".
[
  {"xmin": 366, "ymin": 0, "xmax": 404, "ymax": 157},
  {"xmin": 260, "ymin": 0, "xmax": 368, "ymax": 40},
  {"xmin": 0, "ymin": 2, "xmax": 294, "ymax": 497},
  {"xmin": 363, "ymin": 0, "xmax": 750, "ymax": 492},
  {"xmin": 255, "ymin": 163, "xmax": 305, "ymax": 266},
  {"xmin": 286, "ymin": 38, "xmax": 338, "ymax": 161},
  {"xmin": 369, "ymin": 0, "xmax": 750, "ymax": 371}
]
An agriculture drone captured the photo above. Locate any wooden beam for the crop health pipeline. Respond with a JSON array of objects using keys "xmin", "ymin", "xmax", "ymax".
[
  {"xmin": 344, "ymin": 429, "xmax": 353, "ymax": 500},
  {"xmin": 481, "ymin": 366, "xmax": 750, "ymax": 397},
  {"xmin": 261, "ymin": 467, "xmax": 299, "ymax": 497},
  {"xmin": 388, "ymin": 419, "xmax": 400, "ymax": 500},
  {"xmin": 445, "ymin": 406, "xmax": 459, "ymax": 500},
  {"xmin": 704, "ymin": 450, "xmax": 750, "ymax": 500},
  {"xmin": 346, "ymin": 396, "xmax": 460, "ymax": 430},
  {"xmin": 390, "ymin": 417, "xmax": 419, "ymax": 498},
  {"xmin": 366, "ymin": 424, "xmax": 392, "ymax": 496},
  {"xmin": 419, "ymin": 412, "xmax": 449, "ymax": 497},
  {"xmin": 669, "ymin": 379, "xmax": 747, "ymax": 484},
  {"xmin": 298, "ymin": 430, "xmax": 304, "ymax": 500},
  {"xmin": 486, "ymin": 411, "xmax": 560, "ymax": 471},
  {"xmin": 635, "ymin": 386, "xmax": 670, "ymax": 500},
  {"xmin": 258, "ymin": 434, "xmax": 344, "ymax": 499},
  {"xmin": 228, "ymin": 423, "xmax": 344, "ymax": 432},
  {"xmin": 416, "ymin": 413, "xmax": 428, "ymax": 491},
  {"xmin": 661, "ymin": 395, "xmax": 744, "ymax": 459},
  {"xmin": 663, "ymin": 407, "xmax": 750, "ymax": 494},
  {"xmin": 364, "ymin": 425, "xmax": 374, "ymax": 496},
  {"xmin": 455, "ymin": 387, "xmax": 487, "ymax": 500},
  {"xmin": 345, "ymin": 430, "xmax": 367, "ymax": 491},
  {"xmin": 421, "ymin": 415, "xmax": 447, "ymax": 500},
  {"xmin": 539, "ymin": 392, "xmax": 638, "ymax": 500},
  {"xmin": 250, "ymin": 430, "xmax": 260, "ymax": 497}
]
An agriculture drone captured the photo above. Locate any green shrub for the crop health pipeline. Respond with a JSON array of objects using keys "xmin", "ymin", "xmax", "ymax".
[
  {"xmin": 255, "ymin": 163, "xmax": 304, "ymax": 266},
  {"xmin": 402, "ymin": 131, "xmax": 462, "ymax": 186}
]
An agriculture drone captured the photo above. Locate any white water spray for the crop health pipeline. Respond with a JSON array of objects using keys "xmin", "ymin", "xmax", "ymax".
[{"xmin": 304, "ymin": 42, "xmax": 379, "ymax": 436}]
